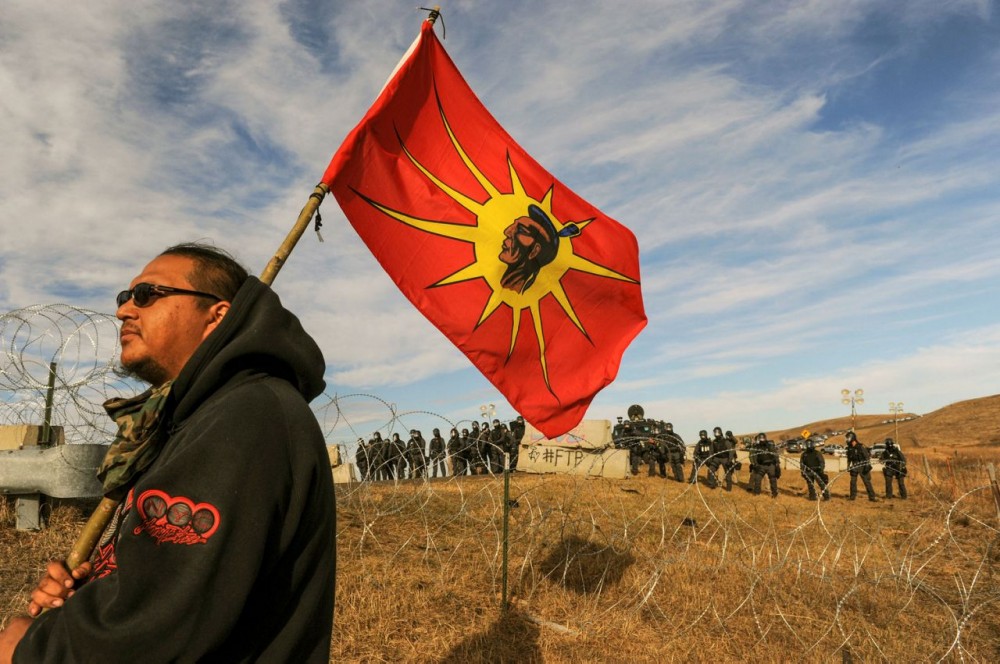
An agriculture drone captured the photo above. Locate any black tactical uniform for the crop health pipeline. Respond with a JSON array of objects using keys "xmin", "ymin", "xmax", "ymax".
[
  {"xmin": 469, "ymin": 422, "xmax": 485, "ymax": 474},
  {"xmin": 458, "ymin": 428, "xmax": 474, "ymax": 475},
  {"xmin": 881, "ymin": 437, "xmax": 907, "ymax": 499},
  {"xmin": 404, "ymin": 431, "xmax": 424, "ymax": 479},
  {"xmin": 619, "ymin": 406, "xmax": 649, "ymax": 476},
  {"xmin": 428, "ymin": 428, "xmax": 446, "ymax": 478},
  {"xmin": 629, "ymin": 435, "xmax": 650, "ymax": 476},
  {"xmin": 355, "ymin": 438, "xmax": 370, "ymax": 481},
  {"xmin": 499, "ymin": 423, "xmax": 517, "ymax": 470},
  {"xmin": 663, "ymin": 423, "xmax": 686, "ymax": 481},
  {"xmin": 708, "ymin": 427, "xmax": 727, "ymax": 486},
  {"xmin": 447, "ymin": 428, "xmax": 465, "ymax": 476},
  {"xmin": 749, "ymin": 433, "xmax": 779, "ymax": 497},
  {"xmin": 640, "ymin": 424, "xmax": 659, "ymax": 478},
  {"xmin": 799, "ymin": 439, "xmax": 829, "ymax": 500},
  {"xmin": 648, "ymin": 421, "xmax": 668, "ymax": 478},
  {"xmin": 712, "ymin": 427, "xmax": 736, "ymax": 491},
  {"xmin": 720, "ymin": 430, "xmax": 739, "ymax": 491},
  {"xmin": 690, "ymin": 430, "xmax": 718, "ymax": 487},
  {"xmin": 489, "ymin": 420, "xmax": 508, "ymax": 473},
  {"xmin": 370, "ymin": 432, "xmax": 389, "ymax": 480},
  {"xmin": 511, "ymin": 416, "xmax": 526, "ymax": 446},
  {"xmin": 390, "ymin": 432, "xmax": 407, "ymax": 480},
  {"xmin": 845, "ymin": 432, "xmax": 877, "ymax": 501}
]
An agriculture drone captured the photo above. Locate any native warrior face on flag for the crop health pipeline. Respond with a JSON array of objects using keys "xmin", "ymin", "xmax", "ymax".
[
  {"xmin": 499, "ymin": 205, "xmax": 580, "ymax": 294},
  {"xmin": 354, "ymin": 88, "xmax": 633, "ymax": 393}
]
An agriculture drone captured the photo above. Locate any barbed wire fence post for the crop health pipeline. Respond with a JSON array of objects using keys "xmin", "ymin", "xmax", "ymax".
[
  {"xmin": 987, "ymin": 463, "xmax": 1000, "ymax": 526},
  {"xmin": 502, "ymin": 450, "xmax": 511, "ymax": 615}
]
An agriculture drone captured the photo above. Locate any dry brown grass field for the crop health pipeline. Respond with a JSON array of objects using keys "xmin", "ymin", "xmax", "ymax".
[{"xmin": 3, "ymin": 396, "xmax": 1000, "ymax": 662}]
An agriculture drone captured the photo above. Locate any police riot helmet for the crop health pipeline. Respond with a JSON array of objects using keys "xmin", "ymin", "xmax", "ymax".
[
  {"xmin": 846, "ymin": 431, "xmax": 857, "ymax": 443},
  {"xmin": 433, "ymin": 428, "xmax": 440, "ymax": 435},
  {"xmin": 756, "ymin": 432, "xmax": 767, "ymax": 443},
  {"xmin": 805, "ymin": 438, "xmax": 816, "ymax": 450},
  {"xmin": 699, "ymin": 429, "xmax": 708, "ymax": 438},
  {"xmin": 665, "ymin": 422, "xmax": 673, "ymax": 432},
  {"xmin": 627, "ymin": 404, "xmax": 645, "ymax": 421},
  {"xmin": 713, "ymin": 426, "xmax": 723, "ymax": 436},
  {"xmin": 885, "ymin": 437, "xmax": 895, "ymax": 447},
  {"xmin": 461, "ymin": 428, "xmax": 469, "ymax": 435}
]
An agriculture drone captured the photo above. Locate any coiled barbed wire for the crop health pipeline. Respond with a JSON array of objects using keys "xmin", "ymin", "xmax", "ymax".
[
  {"xmin": 0, "ymin": 304, "xmax": 133, "ymax": 443},
  {"xmin": 3, "ymin": 305, "xmax": 998, "ymax": 659}
]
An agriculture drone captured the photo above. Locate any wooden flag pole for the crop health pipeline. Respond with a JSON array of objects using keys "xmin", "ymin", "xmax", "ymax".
[
  {"xmin": 63, "ymin": 183, "xmax": 330, "ymax": 573},
  {"xmin": 261, "ymin": 183, "xmax": 329, "ymax": 284},
  {"xmin": 64, "ymin": 497, "xmax": 119, "ymax": 569}
]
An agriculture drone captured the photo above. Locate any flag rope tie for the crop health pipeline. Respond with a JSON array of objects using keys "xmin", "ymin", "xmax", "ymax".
[
  {"xmin": 310, "ymin": 190, "xmax": 325, "ymax": 242},
  {"xmin": 419, "ymin": 6, "xmax": 445, "ymax": 37}
]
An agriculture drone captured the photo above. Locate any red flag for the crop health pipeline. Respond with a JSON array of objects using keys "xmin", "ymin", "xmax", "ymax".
[{"xmin": 323, "ymin": 21, "xmax": 646, "ymax": 437}]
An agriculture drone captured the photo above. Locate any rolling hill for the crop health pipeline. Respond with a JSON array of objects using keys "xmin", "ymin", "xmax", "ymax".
[{"xmin": 759, "ymin": 393, "xmax": 1000, "ymax": 459}]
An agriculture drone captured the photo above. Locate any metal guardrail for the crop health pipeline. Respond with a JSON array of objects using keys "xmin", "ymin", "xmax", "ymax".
[{"xmin": 0, "ymin": 444, "xmax": 106, "ymax": 498}]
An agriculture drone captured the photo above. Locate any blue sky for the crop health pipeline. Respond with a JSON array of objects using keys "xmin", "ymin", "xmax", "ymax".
[{"xmin": 2, "ymin": 0, "xmax": 999, "ymax": 444}]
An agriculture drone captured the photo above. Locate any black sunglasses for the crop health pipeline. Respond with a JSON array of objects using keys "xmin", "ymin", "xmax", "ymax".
[{"xmin": 116, "ymin": 282, "xmax": 222, "ymax": 308}]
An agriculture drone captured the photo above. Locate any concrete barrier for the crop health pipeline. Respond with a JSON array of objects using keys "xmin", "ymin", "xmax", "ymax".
[
  {"xmin": 515, "ymin": 419, "xmax": 630, "ymax": 479},
  {"xmin": 520, "ymin": 419, "xmax": 613, "ymax": 450},
  {"xmin": 0, "ymin": 444, "xmax": 106, "ymax": 498},
  {"xmin": 517, "ymin": 444, "xmax": 630, "ymax": 479},
  {"xmin": 0, "ymin": 424, "xmax": 65, "ymax": 450},
  {"xmin": 333, "ymin": 463, "xmax": 356, "ymax": 484}
]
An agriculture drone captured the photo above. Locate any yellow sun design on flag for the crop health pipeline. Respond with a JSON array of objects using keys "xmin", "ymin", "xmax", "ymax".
[{"xmin": 356, "ymin": 94, "xmax": 637, "ymax": 392}]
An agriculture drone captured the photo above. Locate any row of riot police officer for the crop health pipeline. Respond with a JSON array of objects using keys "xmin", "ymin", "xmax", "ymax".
[
  {"xmin": 796, "ymin": 433, "xmax": 908, "ymax": 501},
  {"xmin": 612, "ymin": 409, "xmax": 744, "ymax": 492},
  {"xmin": 692, "ymin": 431, "xmax": 908, "ymax": 501},
  {"xmin": 692, "ymin": 431, "xmax": 786, "ymax": 498},
  {"xmin": 689, "ymin": 427, "xmax": 742, "ymax": 490},
  {"xmin": 355, "ymin": 430, "xmax": 442, "ymax": 481},
  {"xmin": 612, "ymin": 404, "xmax": 908, "ymax": 502},
  {"xmin": 612, "ymin": 405, "xmax": 689, "ymax": 483},
  {"xmin": 355, "ymin": 417, "xmax": 526, "ymax": 481},
  {"xmin": 448, "ymin": 418, "xmax": 524, "ymax": 476}
]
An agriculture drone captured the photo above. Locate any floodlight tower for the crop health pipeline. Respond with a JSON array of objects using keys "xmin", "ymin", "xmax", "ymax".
[
  {"xmin": 480, "ymin": 403, "xmax": 497, "ymax": 424},
  {"xmin": 888, "ymin": 401, "xmax": 904, "ymax": 442},
  {"xmin": 841, "ymin": 388, "xmax": 864, "ymax": 431}
]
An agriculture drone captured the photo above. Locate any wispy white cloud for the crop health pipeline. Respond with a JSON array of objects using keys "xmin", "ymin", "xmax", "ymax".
[{"xmin": 1, "ymin": 0, "xmax": 998, "ymax": 441}]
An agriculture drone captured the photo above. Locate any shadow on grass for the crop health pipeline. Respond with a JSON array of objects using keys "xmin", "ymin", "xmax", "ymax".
[
  {"xmin": 439, "ymin": 608, "xmax": 541, "ymax": 664},
  {"xmin": 538, "ymin": 535, "xmax": 635, "ymax": 594}
]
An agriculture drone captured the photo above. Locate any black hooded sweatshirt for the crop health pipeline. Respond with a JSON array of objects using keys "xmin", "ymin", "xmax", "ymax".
[{"xmin": 16, "ymin": 277, "xmax": 336, "ymax": 663}]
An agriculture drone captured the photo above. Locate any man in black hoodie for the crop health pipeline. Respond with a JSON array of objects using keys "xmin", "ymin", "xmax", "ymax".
[{"xmin": 2, "ymin": 243, "xmax": 336, "ymax": 663}]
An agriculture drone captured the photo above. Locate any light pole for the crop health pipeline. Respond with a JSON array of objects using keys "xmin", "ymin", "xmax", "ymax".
[
  {"xmin": 841, "ymin": 388, "xmax": 864, "ymax": 431},
  {"xmin": 888, "ymin": 401, "xmax": 904, "ymax": 442},
  {"xmin": 480, "ymin": 403, "xmax": 497, "ymax": 425}
]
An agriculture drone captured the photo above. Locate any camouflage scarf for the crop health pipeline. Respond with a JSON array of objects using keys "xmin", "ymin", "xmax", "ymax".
[{"xmin": 98, "ymin": 381, "xmax": 174, "ymax": 500}]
